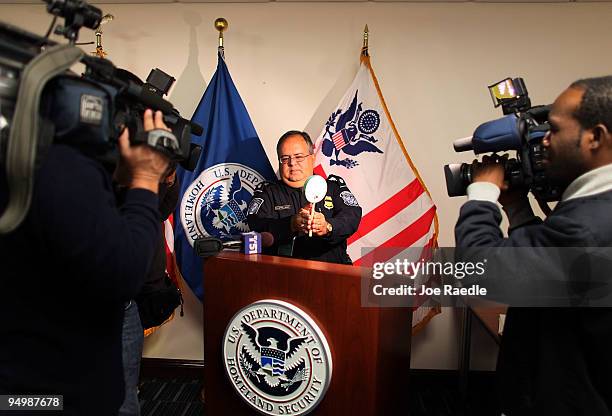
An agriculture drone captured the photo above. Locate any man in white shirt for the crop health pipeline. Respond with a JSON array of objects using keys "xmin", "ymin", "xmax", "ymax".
[{"xmin": 456, "ymin": 76, "xmax": 612, "ymax": 415}]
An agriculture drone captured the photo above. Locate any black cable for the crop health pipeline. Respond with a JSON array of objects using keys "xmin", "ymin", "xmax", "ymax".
[{"xmin": 43, "ymin": 15, "xmax": 57, "ymax": 40}]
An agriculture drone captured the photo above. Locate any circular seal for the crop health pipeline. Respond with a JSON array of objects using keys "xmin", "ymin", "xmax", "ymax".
[
  {"xmin": 223, "ymin": 300, "xmax": 333, "ymax": 416},
  {"xmin": 358, "ymin": 109, "xmax": 380, "ymax": 134},
  {"xmin": 179, "ymin": 163, "xmax": 265, "ymax": 245}
]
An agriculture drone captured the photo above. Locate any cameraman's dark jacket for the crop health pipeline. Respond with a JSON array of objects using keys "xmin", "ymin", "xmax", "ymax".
[
  {"xmin": 116, "ymin": 176, "xmax": 178, "ymax": 297},
  {"xmin": 115, "ymin": 176, "xmax": 180, "ymax": 329},
  {"xmin": 247, "ymin": 175, "xmax": 362, "ymax": 264},
  {"xmin": 141, "ymin": 178, "xmax": 178, "ymax": 289},
  {"xmin": 455, "ymin": 187, "xmax": 612, "ymax": 415},
  {"xmin": 0, "ymin": 145, "xmax": 160, "ymax": 415}
]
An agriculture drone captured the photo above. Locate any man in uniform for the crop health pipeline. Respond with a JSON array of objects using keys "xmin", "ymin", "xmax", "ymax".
[{"xmin": 247, "ymin": 130, "xmax": 361, "ymax": 264}]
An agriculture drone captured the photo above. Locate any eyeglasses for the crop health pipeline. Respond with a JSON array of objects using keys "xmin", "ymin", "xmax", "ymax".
[{"xmin": 279, "ymin": 154, "xmax": 312, "ymax": 165}]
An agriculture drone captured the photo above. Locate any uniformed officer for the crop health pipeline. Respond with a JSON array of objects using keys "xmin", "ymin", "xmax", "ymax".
[{"xmin": 247, "ymin": 130, "xmax": 362, "ymax": 264}]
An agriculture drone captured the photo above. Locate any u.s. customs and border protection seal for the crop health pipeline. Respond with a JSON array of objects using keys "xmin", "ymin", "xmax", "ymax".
[{"xmin": 223, "ymin": 300, "xmax": 333, "ymax": 415}]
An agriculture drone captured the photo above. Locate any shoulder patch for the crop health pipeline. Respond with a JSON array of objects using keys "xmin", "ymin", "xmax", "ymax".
[
  {"xmin": 254, "ymin": 181, "xmax": 273, "ymax": 193},
  {"xmin": 247, "ymin": 197, "xmax": 264, "ymax": 215},
  {"xmin": 340, "ymin": 191, "xmax": 359, "ymax": 207},
  {"xmin": 327, "ymin": 174, "xmax": 346, "ymax": 186}
]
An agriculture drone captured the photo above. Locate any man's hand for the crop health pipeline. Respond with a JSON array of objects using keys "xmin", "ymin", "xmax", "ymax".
[
  {"xmin": 291, "ymin": 203, "xmax": 311, "ymax": 234},
  {"xmin": 309, "ymin": 211, "xmax": 330, "ymax": 237},
  {"xmin": 164, "ymin": 170, "xmax": 177, "ymax": 186},
  {"xmin": 290, "ymin": 203, "xmax": 330, "ymax": 237},
  {"xmin": 116, "ymin": 109, "xmax": 171, "ymax": 193},
  {"xmin": 498, "ymin": 186, "xmax": 529, "ymax": 209},
  {"xmin": 472, "ymin": 154, "xmax": 508, "ymax": 190}
]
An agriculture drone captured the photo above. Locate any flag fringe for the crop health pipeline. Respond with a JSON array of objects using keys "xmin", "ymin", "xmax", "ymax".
[{"xmin": 411, "ymin": 305, "xmax": 442, "ymax": 336}]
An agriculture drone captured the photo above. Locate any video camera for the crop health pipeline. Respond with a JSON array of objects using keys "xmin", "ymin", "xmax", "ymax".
[
  {"xmin": 0, "ymin": 0, "xmax": 203, "ymax": 233},
  {"xmin": 443, "ymin": 77, "xmax": 561, "ymax": 203}
]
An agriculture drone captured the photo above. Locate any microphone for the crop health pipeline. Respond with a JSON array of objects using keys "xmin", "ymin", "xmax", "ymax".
[
  {"xmin": 194, "ymin": 237, "xmax": 223, "ymax": 258},
  {"xmin": 194, "ymin": 231, "xmax": 275, "ymax": 257},
  {"xmin": 453, "ymin": 136, "xmax": 473, "ymax": 152},
  {"xmin": 239, "ymin": 231, "xmax": 274, "ymax": 254},
  {"xmin": 241, "ymin": 232, "xmax": 260, "ymax": 254},
  {"xmin": 261, "ymin": 231, "xmax": 274, "ymax": 248}
]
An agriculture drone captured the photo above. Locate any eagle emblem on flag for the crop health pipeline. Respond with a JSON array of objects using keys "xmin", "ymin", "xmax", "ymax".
[
  {"xmin": 319, "ymin": 90, "xmax": 383, "ymax": 169},
  {"xmin": 201, "ymin": 170, "xmax": 252, "ymax": 238}
]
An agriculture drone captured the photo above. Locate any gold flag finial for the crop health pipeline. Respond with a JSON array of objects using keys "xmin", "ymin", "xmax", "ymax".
[
  {"xmin": 215, "ymin": 18, "xmax": 228, "ymax": 48},
  {"xmin": 362, "ymin": 24, "xmax": 369, "ymax": 57},
  {"xmin": 91, "ymin": 14, "xmax": 114, "ymax": 58}
]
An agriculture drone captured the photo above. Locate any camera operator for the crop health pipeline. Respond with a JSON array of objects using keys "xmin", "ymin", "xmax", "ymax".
[
  {"xmin": 455, "ymin": 76, "xmax": 612, "ymax": 415},
  {"xmin": 116, "ymin": 166, "xmax": 180, "ymax": 416},
  {"xmin": 0, "ymin": 109, "xmax": 171, "ymax": 415}
]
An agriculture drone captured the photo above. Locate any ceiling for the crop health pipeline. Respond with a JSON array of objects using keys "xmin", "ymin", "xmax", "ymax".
[{"xmin": 0, "ymin": 0, "xmax": 608, "ymax": 4}]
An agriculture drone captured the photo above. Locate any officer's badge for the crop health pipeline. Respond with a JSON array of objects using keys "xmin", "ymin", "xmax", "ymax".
[{"xmin": 324, "ymin": 196, "xmax": 333, "ymax": 210}]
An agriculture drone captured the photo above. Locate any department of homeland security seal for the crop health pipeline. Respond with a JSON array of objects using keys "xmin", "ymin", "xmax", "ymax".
[
  {"xmin": 223, "ymin": 300, "xmax": 333, "ymax": 415},
  {"xmin": 180, "ymin": 163, "xmax": 265, "ymax": 245}
]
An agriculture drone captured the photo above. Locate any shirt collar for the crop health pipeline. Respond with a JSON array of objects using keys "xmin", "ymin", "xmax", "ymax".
[{"xmin": 562, "ymin": 163, "xmax": 612, "ymax": 202}]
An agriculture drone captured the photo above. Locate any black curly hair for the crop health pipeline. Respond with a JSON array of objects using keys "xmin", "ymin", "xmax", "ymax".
[{"xmin": 570, "ymin": 76, "xmax": 612, "ymax": 132}]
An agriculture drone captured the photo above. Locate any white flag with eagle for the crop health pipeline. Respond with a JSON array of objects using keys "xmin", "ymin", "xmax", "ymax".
[{"xmin": 313, "ymin": 51, "xmax": 440, "ymax": 332}]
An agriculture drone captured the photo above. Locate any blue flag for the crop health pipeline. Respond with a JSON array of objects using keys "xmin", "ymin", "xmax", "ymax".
[{"xmin": 175, "ymin": 51, "xmax": 276, "ymax": 300}]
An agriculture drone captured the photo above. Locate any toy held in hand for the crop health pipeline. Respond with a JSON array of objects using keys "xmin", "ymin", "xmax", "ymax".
[{"xmin": 303, "ymin": 175, "xmax": 327, "ymax": 237}]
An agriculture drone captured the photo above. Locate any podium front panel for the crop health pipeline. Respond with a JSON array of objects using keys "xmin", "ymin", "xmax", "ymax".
[{"xmin": 203, "ymin": 252, "xmax": 412, "ymax": 415}]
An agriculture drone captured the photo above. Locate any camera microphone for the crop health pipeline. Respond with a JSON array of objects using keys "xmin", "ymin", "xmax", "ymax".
[{"xmin": 453, "ymin": 136, "xmax": 473, "ymax": 152}]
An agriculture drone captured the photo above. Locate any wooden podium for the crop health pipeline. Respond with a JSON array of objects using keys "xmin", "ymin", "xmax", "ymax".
[{"xmin": 203, "ymin": 252, "xmax": 413, "ymax": 415}]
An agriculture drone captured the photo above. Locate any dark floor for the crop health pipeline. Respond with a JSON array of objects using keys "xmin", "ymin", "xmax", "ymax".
[
  {"xmin": 139, "ymin": 377, "xmax": 204, "ymax": 416},
  {"xmin": 139, "ymin": 371, "xmax": 498, "ymax": 416},
  {"xmin": 408, "ymin": 371, "xmax": 500, "ymax": 416}
]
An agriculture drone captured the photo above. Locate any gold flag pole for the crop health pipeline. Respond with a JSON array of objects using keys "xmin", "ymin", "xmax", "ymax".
[
  {"xmin": 361, "ymin": 24, "xmax": 369, "ymax": 58},
  {"xmin": 92, "ymin": 13, "xmax": 114, "ymax": 58},
  {"xmin": 215, "ymin": 17, "xmax": 228, "ymax": 56}
]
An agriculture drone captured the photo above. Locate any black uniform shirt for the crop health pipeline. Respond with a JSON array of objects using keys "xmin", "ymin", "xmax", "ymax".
[{"xmin": 247, "ymin": 175, "xmax": 362, "ymax": 264}]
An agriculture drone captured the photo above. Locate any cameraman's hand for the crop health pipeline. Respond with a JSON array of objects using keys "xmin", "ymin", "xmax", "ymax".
[
  {"xmin": 117, "ymin": 109, "xmax": 170, "ymax": 193},
  {"xmin": 472, "ymin": 154, "xmax": 508, "ymax": 190},
  {"xmin": 499, "ymin": 185, "xmax": 529, "ymax": 208},
  {"xmin": 499, "ymin": 185, "xmax": 538, "ymax": 230}
]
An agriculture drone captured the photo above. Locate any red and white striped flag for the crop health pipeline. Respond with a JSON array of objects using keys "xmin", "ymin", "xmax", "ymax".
[
  {"xmin": 164, "ymin": 214, "xmax": 179, "ymax": 287},
  {"xmin": 313, "ymin": 51, "xmax": 440, "ymax": 332}
]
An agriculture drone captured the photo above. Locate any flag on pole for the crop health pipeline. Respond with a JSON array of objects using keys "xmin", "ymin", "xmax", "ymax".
[
  {"xmin": 313, "ymin": 45, "xmax": 440, "ymax": 332},
  {"xmin": 174, "ymin": 50, "xmax": 276, "ymax": 300}
]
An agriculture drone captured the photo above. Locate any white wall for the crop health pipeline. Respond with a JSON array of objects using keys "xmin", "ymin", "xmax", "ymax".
[{"xmin": 2, "ymin": 1, "xmax": 610, "ymax": 369}]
